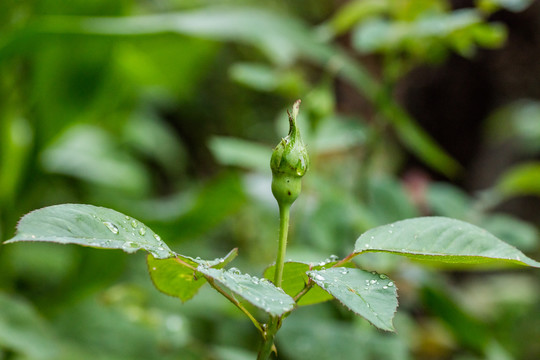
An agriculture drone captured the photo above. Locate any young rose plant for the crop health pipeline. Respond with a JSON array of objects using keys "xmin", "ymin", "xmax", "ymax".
[{"xmin": 4, "ymin": 100, "xmax": 540, "ymax": 359}]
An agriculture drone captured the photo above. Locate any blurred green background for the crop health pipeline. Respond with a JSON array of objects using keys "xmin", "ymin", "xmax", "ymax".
[{"xmin": 1, "ymin": 0, "xmax": 540, "ymax": 359}]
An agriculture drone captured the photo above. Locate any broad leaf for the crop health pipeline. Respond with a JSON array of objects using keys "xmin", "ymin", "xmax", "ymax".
[
  {"xmin": 307, "ymin": 268, "xmax": 398, "ymax": 331},
  {"xmin": 264, "ymin": 260, "xmax": 354, "ymax": 306},
  {"xmin": 197, "ymin": 267, "xmax": 295, "ymax": 317},
  {"xmin": 354, "ymin": 217, "xmax": 540, "ymax": 267},
  {"xmin": 5, "ymin": 204, "xmax": 174, "ymax": 259},
  {"xmin": 147, "ymin": 249, "xmax": 238, "ymax": 302}
]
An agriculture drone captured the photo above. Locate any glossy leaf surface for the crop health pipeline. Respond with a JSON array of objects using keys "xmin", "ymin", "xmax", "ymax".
[
  {"xmin": 198, "ymin": 267, "xmax": 295, "ymax": 317},
  {"xmin": 147, "ymin": 249, "xmax": 238, "ymax": 302},
  {"xmin": 5, "ymin": 204, "xmax": 174, "ymax": 259},
  {"xmin": 264, "ymin": 260, "xmax": 354, "ymax": 306},
  {"xmin": 307, "ymin": 268, "xmax": 398, "ymax": 331},
  {"xmin": 354, "ymin": 217, "xmax": 540, "ymax": 267}
]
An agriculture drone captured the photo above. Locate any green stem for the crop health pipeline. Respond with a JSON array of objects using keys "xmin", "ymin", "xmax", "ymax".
[
  {"xmin": 257, "ymin": 319, "xmax": 277, "ymax": 360},
  {"xmin": 205, "ymin": 277, "xmax": 264, "ymax": 335},
  {"xmin": 274, "ymin": 204, "xmax": 291, "ymax": 288},
  {"xmin": 257, "ymin": 204, "xmax": 291, "ymax": 359},
  {"xmin": 173, "ymin": 257, "xmax": 264, "ymax": 335}
]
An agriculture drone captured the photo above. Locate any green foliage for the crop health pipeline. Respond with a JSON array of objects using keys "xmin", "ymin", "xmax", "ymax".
[
  {"xmin": 307, "ymin": 268, "xmax": 398, "ymax": 332},
  {"xmin": 147, "ymin": 249, "xmax": 237, "ymax": 302},
  {"xmin": 197, "ymin": 267, "xmax": 295, "ymax": 317},
  {"xmin": 264, "ymin": 260, "xmax": 346, "ymax": 306},
  {"xmin": 6, "ymin": 204, "xmax": 174, "ymax": 259},
  {"xmin": 2, "ymin": 0, "xmax": 540, "ymax": 359},
  {"xmin": 354, "ymin": 217, "xmax": 540, "ymax": 267}
]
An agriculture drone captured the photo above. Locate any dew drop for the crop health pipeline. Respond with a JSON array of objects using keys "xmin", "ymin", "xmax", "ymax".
[
  {"xmin": 383, "ymin": 286, "xmax": 388, "ymax": 289},
  {"xmin": 314, "ymin": 274, "xmax": 325, "ymax": 281},
  {"xmin": 365, "ymin": 244, "xmax": 370, "ymax": 248},
  {"xmin": 339, "ymin": 268, "xmax": 349, "ymax": 275},
  {"xmin": 122, "ymin": 241, "xmax": 138, "ymax": 249},
  {"xmin": 379, "ymin": 274, "xmax": 388, "ymax": 279},
  {"xmin": 125, "ymin": 216, "xmax": 130, "ymax": 220},
  {"xmin": 152, "ymin": 267, "xmax": 156, "ymax": 271},
  {"xmin": 387, "ymin": 282, "xmax": 394, "ymax": 287},
  {"xmin": 229, "ymin": 267, "xmax": 241, "ymax": 275},
  {"xmin": 138, "ymin": 227, "xmax": 146, "ymax": 236},
  {"xmin": 153, "ymin": 234, "xmax": 161, "ymax": 241},
  {"xmin": 370, "ymin": 280, "xmax": 377, "ymax": 284},
  {"xmin": 388, "ymin": 230, "xmax": 393, "ymax": 234},
  {"xmin": 103, "ymin": 221, "xmax": 119, "ymax": 234},
  {"xmin": 131, "ymin": 220, "xmax": 138, "ymax": 228},
  {"xmin": 328, "ymin": 254, "xmax": 339, "ymax": 262}
]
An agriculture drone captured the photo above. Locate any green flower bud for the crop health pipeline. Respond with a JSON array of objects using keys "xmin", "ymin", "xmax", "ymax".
[{"xmin": 270, "ymin": 100, "xmax": 309, "ymax": 207}]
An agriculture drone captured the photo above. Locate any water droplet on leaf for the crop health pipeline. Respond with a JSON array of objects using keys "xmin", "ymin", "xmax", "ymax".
[
  {"xmin": 229, "ymin": 267, "xmax": 241, "ymax": 275},
  {"xmin": 103, "ymin": 221, "xmax": 119, "ymax": 234}
]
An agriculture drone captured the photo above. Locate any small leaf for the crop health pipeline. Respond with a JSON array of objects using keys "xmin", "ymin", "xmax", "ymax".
[
  {"xmin": 147, "ymin": 249, "xmax": 238, "ymax": 302},
  {"xmin": 495, "ymin": 162, "xmax": 540, "ymax": 198},
  {"xmin": 197, "ymin": 267, "xmax": 295, "ymax": 317},
  {"xmin": 4, "ymin": 204, "xmax": 174, "ymax": 259},
  {"xmin": 264, "ymin": 261, "xmax": 350, "ymax": 306},
  {"xmin": 208, "ymin": 136, "xmax": 272, "ymax": 173},
  {"xmin": 307, "ymin": 268, "xmax": 398, "ymax": 331},
  {"xmin": 354, "ymin": 217, "xmax": 540, "ymax": 268}
]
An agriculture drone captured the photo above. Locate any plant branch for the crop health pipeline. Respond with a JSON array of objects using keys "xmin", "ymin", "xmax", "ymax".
[
  {"xmin": 173, "ymin": 257, "xmax": 263, "ymax": 335},
  {"xmin": 293, "ymin": 279, "xmax": 314, "ymax": 303},
  {"xmin": 333, "ymin": 252, "xmax": 357, "ymax": 268},
  {"xmin": 205, "ymin": 276, "xmax": 264, "ymax": 335}
]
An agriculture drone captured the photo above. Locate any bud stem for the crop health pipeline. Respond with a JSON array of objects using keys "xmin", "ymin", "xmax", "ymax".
[{"xmin": 274, "ymin": 203, "xmax": 291, "ymax": 288}]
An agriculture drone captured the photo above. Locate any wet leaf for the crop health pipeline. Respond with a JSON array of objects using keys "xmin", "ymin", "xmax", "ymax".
[
  {"xmin": 147, "ymin": 249, "xmax": 238, "ymax": 302},
  {"xmin": 198, "ymin": 267, "xmax": 295, "ymax": 317},
  {"xmin": 5, "ymin": 204, "xmax": 174, "ymax": 259},
  {"xmin": 265, "ymin": 261, "xmax": 336, "ymax": 306},
  {"xmin": 354, "ymin": 217, "xmax": 540, "ymax": 267},
  {"xmin": 307, "ymin": 268, "xmax": 398, "ymax": 331}
]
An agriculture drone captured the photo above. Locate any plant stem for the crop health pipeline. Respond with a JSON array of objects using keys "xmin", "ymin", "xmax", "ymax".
[
  {"xmin": 257, "ymin": 204, "xmax": 291, "ymax": 359},
  {"xmin": 257, "ymin": 319, "xmax": 277, "ymax": 360},
  {"xmin": 205, "ymin": 277, "xmax": 264, "ymax": 335},
  {"xmin": 173, "ymin": 257, "xmax": 264, "ymax": 335},
  {"xmin": 274, "ymin": 204, "xmax": 291, "ymax": 288}
]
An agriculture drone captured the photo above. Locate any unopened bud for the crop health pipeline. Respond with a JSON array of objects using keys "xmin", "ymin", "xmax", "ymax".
[{"xmin": 270, "ymin": 100, "xmax": 309, "ymax": 207}]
